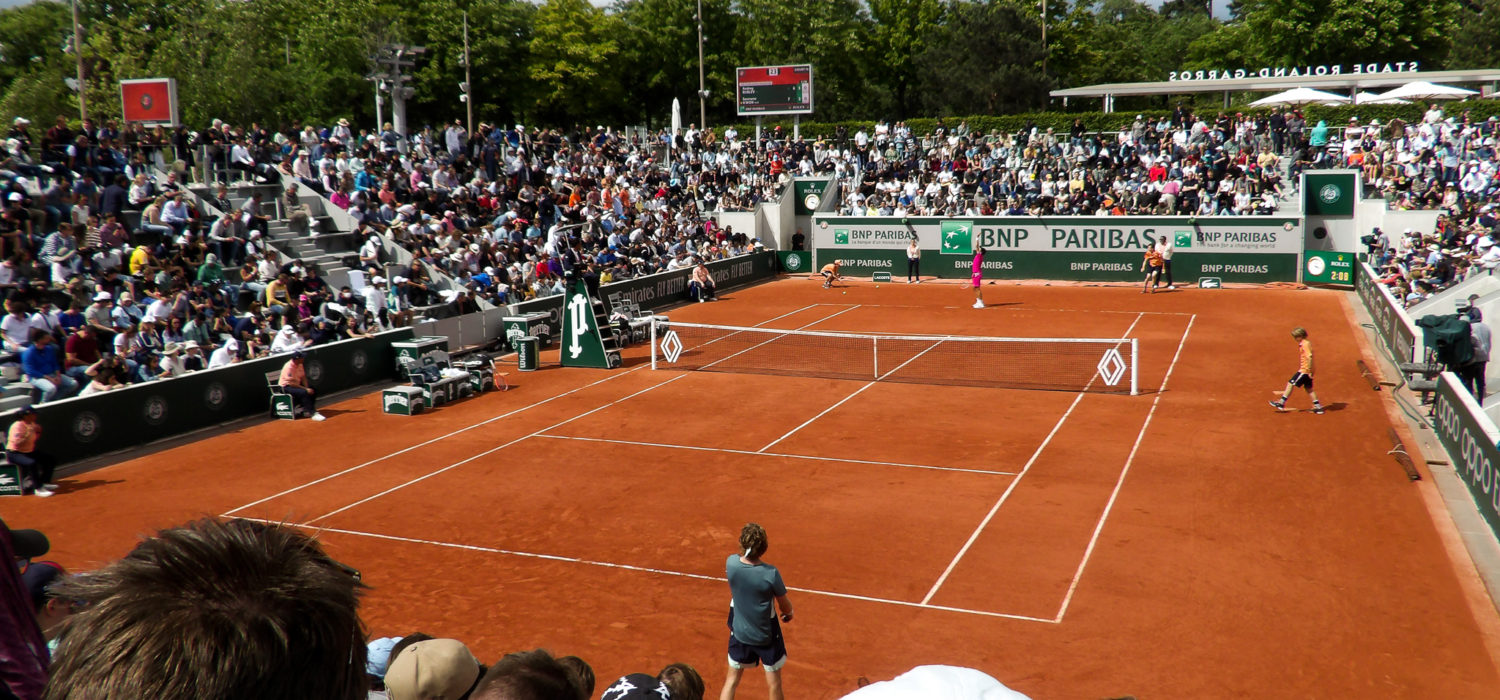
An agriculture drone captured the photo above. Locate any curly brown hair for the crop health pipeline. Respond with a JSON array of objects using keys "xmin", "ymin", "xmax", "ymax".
[{"xmin": 740, "ymin": 522, "xmax": 768, "ymax": 559}]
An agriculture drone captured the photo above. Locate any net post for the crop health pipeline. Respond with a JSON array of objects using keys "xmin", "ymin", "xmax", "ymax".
[
  {"xmin": 650, "ymin": 318, "xmax": 658, "ymax": 371},
  {"xmin": 1130, "ymin": 338, "xmax": 1139, "ymax": 396},
  {"xmin": 872, "ymin": 337, "xmax": 879, "ymax": 379}
]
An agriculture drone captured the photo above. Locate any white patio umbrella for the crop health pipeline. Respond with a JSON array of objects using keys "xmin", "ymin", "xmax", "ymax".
[
  {"xmin": 1323, "ymin": 92, "xmax": 1411, "ymax": 106},
  {"xmin": 1249, "ymin": 87, "xmax": 1350, "ymax": 107},
  {"xmin": 1376, "ymin": 81, "xmax": 1479, "ymax": 102},
  {"xmin": 1354, "ymin": 91, "xmax": 1410, "ymax": 105},
  {"xmin": 671, "ymin": 97, "xmax": 682, "ymax": 136}
]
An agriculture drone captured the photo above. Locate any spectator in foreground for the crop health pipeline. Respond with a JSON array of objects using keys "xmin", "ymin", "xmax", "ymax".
[
  {"xmin": 658, "ymin": 663, "xmax": 705, "ymax": 700},
  {"xmin": 43, "ymin": 518, "xmax": 368, "ymax": 700},
  {"xmin": 838, "ymin": 665, "xmax": 1031, "ymax": 700},
  {"xmin": 471, "ymin": 648, "xmax": 582, "ymax": 700},
  {"xmin": 383, "ymin": 638, "xmax": 481, "ymax": 700},
  {"xmin": 1, "ymin": 517, "xmax": 51, "ymax": 700},
  {"xmin": 555, "ymin": 656, "xmax": 594, "ymax": 700},
  {"xmin": 597, "ymin": 673, "xmax": 670, "ymax": 700},
  {"xmin": 364, "ymin": 636, "xmax": 400, "ymax": 700},
  {"xmin": 22, "ymin": 561, "xmax": 72, "ymax": 641}
]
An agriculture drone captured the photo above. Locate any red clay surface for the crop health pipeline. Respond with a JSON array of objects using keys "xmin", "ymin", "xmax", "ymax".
[{"xmin": 8, "ymin": 277, "xmax": 1500, "ymax": 698}]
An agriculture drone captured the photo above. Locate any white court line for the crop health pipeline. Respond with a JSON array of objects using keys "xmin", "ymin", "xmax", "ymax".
[
  {"xmin": 222, "ymin": 303, "xmax": 826, "ymax": 518},
  {"xmin": 309, "ymin": 305, "xmax": 869, "ymax": 524},
  {"xmin": 756, "ymin": 337, "xmax": 947, "ymax": 453},
  {"xmin": 241, "ymin": 519, "xmax": 1057, "ymax": 624},
  {"xmin": 1053, "ymin": 314, "xmax": 1196, "ymax": 623},
  {"xmin": 308, "ymin": 373, "xmax": 690, "ymax": 523},
  {"xmin": 919, "ymin": 312, "xmax": 1147, "ymax": 605},
  {"xmin": 221, "ymin": 368, "xmax": 644, "ymax": 517},
  {"xmin": 535, "ymin": 434, "xmax": 1017, "ymax": 477}
]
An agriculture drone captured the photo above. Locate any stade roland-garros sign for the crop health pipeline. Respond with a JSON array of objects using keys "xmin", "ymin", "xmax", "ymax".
[
  {"xmin": 1168, "ymin": 61, "xmax": 1421, "ymax": 82},
  {"xmin": 810, "ymin": 216, "xmax": 1302, "ymax": 283}
]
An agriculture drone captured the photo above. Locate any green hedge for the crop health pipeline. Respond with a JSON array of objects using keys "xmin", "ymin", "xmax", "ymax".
[{"xmin": 716, "ymin": 99, "xmax": 1500, "ymax": 139}]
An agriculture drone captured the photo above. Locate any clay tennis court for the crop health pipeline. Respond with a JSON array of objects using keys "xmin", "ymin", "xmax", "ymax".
[{"xmin": 10, "ymin": 277, "xmax": 1500, "ymax": 698}]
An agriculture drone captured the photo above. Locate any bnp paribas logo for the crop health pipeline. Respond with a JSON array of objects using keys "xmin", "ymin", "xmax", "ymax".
[
  {"xmin": 1173, "ymin": 230, "xmax": 1193, "ymax": 248},
  {"xmin": 834, "ymin": 229, "xmax": 850, "ymax": 245},
  {"xmin": 1319, "ymin": 183, "xmax": 1342, "ymax": 204},
  {"xmin": 940, "ymin": 221, "xmax": 973, "ymax": 255}
]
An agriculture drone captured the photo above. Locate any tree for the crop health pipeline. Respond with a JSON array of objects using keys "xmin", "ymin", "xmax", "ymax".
[
  {"xmin": 914, "ymin": 0, "xmax": 1051, "ymax": 115},
  {"xmin": 866, "ymin": 0, "xmax": 943, "ymax": 118},
  {"xmin": 0, "ymin": 1, "xmax": 75, "ymax": 125},
  {"xmin": 615, "ymin": 0, "xmax": 738, "ymax": 128},
  {"xmin": 1061, "ymin": 0, "xmax": 1217, "ymax": 86},
  {"xmin": 1238, "ymin": 0, "xmax": 1459, "ymax": 68},
  {"xmin": 398, "ymin": 0, "xmax": 536, "ymax": 130},
  {"xmin": 526, "ymin": 0, "xmax": 621, "ymax": 125},
  {"xmin": 1159, "ymin": 0, "xmax": 1211, "ymax": 19},
  {"xmin": 1183, "ymin": 20, "xmax": 1263, "ymax": 73},
  {"xmin": 1446, "ymin": 0, "xmax": 1500, "ymax": 70}
]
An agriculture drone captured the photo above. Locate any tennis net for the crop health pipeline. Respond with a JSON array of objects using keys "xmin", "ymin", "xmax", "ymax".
[{"xmin": 650, "ymin": 321, "xmax": 1138, "ymax": 395}]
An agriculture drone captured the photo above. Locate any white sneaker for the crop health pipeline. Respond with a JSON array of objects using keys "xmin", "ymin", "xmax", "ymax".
[
  {"xmin": 1168, "ymin": 285, "xmax": 1177, "ymax": 290},
  {"xmin": 34, "ymin": 489, "xmax": 52, "ymax": 497},
  {"xmin": 973, "ymin": 301, "xmax": 985, "ymax": 309},
  {"xmin": 311, "ymin": 413, "xmax": 327, "ymax": 422},
  {"xmin": 40, "ymin": 483, "xmax": 58, "ymax": 491}
]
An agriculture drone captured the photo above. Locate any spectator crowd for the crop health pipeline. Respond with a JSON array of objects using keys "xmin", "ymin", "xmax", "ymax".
[
  {"xmin": 2, "ymin": 100, "xmax": 1498, "ymax": 409},
  {"xmin": 827, "ymin": 103, "xmax": 1500, "ymax": 221},
  {"xmin": 0, "ymin": 113, "xmax": 786, "ymax": 408},
  {"xmin": 270, "ymin": 117, "xmax": 770, "ymax": 309}
]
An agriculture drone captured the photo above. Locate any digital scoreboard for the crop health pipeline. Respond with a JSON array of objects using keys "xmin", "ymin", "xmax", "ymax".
[{"xmin": 736, "ymin": 64, "xmax": 814, "ymax": 116}]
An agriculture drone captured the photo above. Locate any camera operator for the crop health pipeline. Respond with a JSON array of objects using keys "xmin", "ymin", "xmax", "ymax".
[
  {"xmin": 1459, "ymin": 299, "xmax": 1492, "ymax": 400},
  {"xmin": 1362, "ymin": 228, "xmax": 1386, "ymax": 258}
]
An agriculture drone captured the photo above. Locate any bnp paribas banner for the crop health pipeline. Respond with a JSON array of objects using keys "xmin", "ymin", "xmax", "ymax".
[{"xmin": 810, "ymin": 216, "xmax": 1302, "ymax": 283}]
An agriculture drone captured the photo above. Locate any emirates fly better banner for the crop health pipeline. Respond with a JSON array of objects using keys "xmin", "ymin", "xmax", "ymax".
[{"xmin": 811, "ymin": 216, "xmax": 1304, "ymax": 283}]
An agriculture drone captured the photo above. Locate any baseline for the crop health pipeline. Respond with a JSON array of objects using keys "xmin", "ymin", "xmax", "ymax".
[{"xmin": 247, "ymin": 518, "xmax": 1057, "ymax": 624}]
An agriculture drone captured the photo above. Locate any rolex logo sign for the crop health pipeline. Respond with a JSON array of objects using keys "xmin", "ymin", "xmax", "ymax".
[{"xmin": 143, "ymin": 396, "xmax": 168, "ymax": 425}]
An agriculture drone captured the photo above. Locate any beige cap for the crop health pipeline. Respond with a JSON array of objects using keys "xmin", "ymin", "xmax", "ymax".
[{"xmin": 383, "ymin": 639, "xmax": 481, "ymax": 700}]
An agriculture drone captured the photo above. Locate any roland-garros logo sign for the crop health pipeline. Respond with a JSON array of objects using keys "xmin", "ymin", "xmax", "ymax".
[{"xmin": 1169, "ymin": 61, "xmax": 1420, "ymax": 82}]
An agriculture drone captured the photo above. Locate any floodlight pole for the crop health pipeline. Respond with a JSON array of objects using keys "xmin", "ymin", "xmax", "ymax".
[
  {"xmin": 464, "ymin": 12, "xmax": 474, "ymax": 135},
  {"xmin": 373, "ymin": 43, "xmax": 424, "ymax": 150},
  {"xmin": 71, "ymin": 0, "xmax": 86, "ymax": 122},
  {"xmin": 697, "ymin": 0, "xmax": 707, "ymax": 130},
  {"xmin": 1040, "ymin": 0, "xmax": 1047, "ymax": 77}
]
